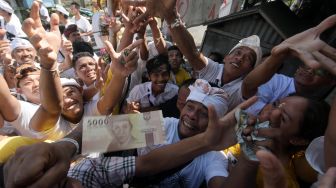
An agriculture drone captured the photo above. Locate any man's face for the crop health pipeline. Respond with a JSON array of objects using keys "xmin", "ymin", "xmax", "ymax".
[
  {"xmin": 75, "ymin": 56, "xmax": 97, "ymax": 86},
  {"xmin": 12, "ymin": 47, "xmax": 36, "ymax": 65},
  {"xmin": 223, "ymin": 46, "xmax": 256, "ymax": 78},
  {"xmin": 168, "ymin": 49, "xmax": 183, "ymax": 72},
  {"xmin": 68, "ymin": 32, "xmax": 82, "ymax": 43},
  {"xmin": 178, "ymin": 100, "xmax": 209, "ymax": 139},
  {"xmin": 294, "ymin": 65, "xmax": 334, "ymax": 89},
  {"xmin": 61, "ymin": 86, "xmax": 84, "ymax": 121},
  {"xmin": 69, "ymin": 5, "xmax": 79, "ymax": 15},
  {"xmin": 17, "ymin": 74, "xmax": 40, "ymax": 104},
  {"xmin": 149, "ymin": 64, "xmax": 170, "ymax": 94},
  {"xmin": 111, "ymin": 120, "xmax": 132, "ymax": 144}
]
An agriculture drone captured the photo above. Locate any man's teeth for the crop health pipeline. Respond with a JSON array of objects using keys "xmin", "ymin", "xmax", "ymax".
[
  {"xmin": 231, "ymin": 63, "xmax": 239, "ymax": 68},
  {"xmin": 184, "ymin": 121, "xmax": 195, "ymax": 129}
]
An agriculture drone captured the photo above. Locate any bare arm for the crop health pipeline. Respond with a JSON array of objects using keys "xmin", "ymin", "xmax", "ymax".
[
  {"xmin": 325, "ymin": 97, "xmax": 336, "ymax": 169},
  {"xmin": 97, "ymin": 40, "xmax": 142, "ymax": 115},
  {"xmin": 148, "ymin": 18, "xmax": 167, "ymax": 55},
  {"xmin": 25, "ymin": 3, "xmax": 63, "ymax": 131}
]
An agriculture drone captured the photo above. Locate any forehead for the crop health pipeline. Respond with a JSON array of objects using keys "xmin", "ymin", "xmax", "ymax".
[
  {"xmin": 168, "ymin": 49, "xmax": 181, "ymax": 55},
  {"xmin": 149, "ymin": 64, "xmax": 169, "ymax": 74},
  {"xmin": 185, "ymin": 100, "xmax": 208, "ymax": 112},
  {"xmin": 63, "ymin": 85, "xmax": 81, "ymax": 93},
  {"xmin": 14, "ymin": 47, "xmax": 35, "ymax": 52},
  {"xmin": 76, "ymin": 56, "xmax": 96, "ymax": 65}
]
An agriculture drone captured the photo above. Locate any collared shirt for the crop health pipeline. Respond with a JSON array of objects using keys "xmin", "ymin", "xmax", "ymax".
[
  {"xmin": 170, "ymin": 67, "xmax": 191, "ymax": 87},
  {"xmin": 126, "ymin": 82, "xmax": 178, "ymax": 108}
]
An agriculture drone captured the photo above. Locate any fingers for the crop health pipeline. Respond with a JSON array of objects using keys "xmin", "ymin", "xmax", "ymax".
[
  {"xmin": 104, "ymin": 40, "xmax": 117, "ymax": 60},
  {"xmin": 49, "ymin": 13, "xmax": 60, "ymax": 33},
  {"xmin": 22, "ymin": 18, "xmax": 36, "ymax": 38},
  {"xmin": 313, "ymin": 51, "xmax": 336, "ymax": 76},
  {"xmin": 316, "ymin": 15, "xmax": 336, "ymax": 35},
  {"xmin": 269, "ymin": 109, "xmax": 281, "ymax": 128},
  {"xmin": 318, "ymin": 167, "xmax": 336, "ymax": 188},
  {"xmin": 256, "ymin": 150, "xmax": 287, "ymax": 188},
  {"xmin": 0, "ymin": 28, "xmax": 6, "ymax": 40},
  {"xmin": 27, "ymin": 161, "xmax": 70, "ymax": 188},
  {"xmin": 238, "ymin": 96, "xmax": 258, "ymax": 110},
  {"xmin": 30, "ymin": 1, "xmax": 43, "ymax": 28},
  {"xmin": 207, "ymin": 105, "xmax": 219, "ymax": 130},
  {"xmin": 133, "ymin": 12, "xmax": 150, "ymax": 25},
  {"xmin": 125, "ymin": 39, "xmax": 143, "ymax": 51}
]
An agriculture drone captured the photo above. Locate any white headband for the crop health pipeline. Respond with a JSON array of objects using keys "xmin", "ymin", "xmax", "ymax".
[
  {"xmin": 186, "ymin": 79, "xmax": 229, "ymax": 117},
  {"xmin": 10, "ymin": 38, "xmax": 34, "ymax": 51}
]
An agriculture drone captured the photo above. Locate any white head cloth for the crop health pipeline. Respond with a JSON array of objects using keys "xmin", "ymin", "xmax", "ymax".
[
  {"xmin": 0, "ymin": 0, "xmax": 14, "ymax": 14},
  {"xmin": 229, "ymin": 35, "xmax": 262, "ymax": 67},
  {"xmin": 186, "ymin": 79, "xmax": 229, "ymax": 117},
  {"xmin": 56, "ymin": 4, "xmax": 70, "ymax": 17},
  {"xmin": 10, "ymin": 38, "xmax": 34, "ymax": 51},
  {"xmin": 60, "ymin": 78, "xmax": 81, "ymax": 88}
]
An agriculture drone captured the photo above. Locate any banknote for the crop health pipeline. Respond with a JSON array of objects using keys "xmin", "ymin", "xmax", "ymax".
[
  {"xmin": 235, "ymin": 109, "xmax": 270, "ymax": 161},
  {"xmin": 82, "ymin": 110, "xmax": 166, "ymax": 154}
]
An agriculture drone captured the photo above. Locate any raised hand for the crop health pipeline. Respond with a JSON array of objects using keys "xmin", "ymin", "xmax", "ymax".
[
  {"xmin": 22, "ymin": 1, "xmax": 61, "ymax": 68},
  {"xmin": 203, "ymin": 96, "xmax": 258, "ymax": 151},
  {"xmin": 0, "ymin": 33, "xmax": 12, "ymax": 65},
  {"xmin": 104, "ymin": 39, "xmax": 142, "ymax": 77},
  {"xmin": 122, "ymin": 0, "xmax": 177, "ymax": 23},
  {"xmin": 272, "ymin": 15, "xmax": 336, "ymax": 69}
]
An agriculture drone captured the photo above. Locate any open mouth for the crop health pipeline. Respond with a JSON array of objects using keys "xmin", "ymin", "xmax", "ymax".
[
  {"xmin": 182, "ymin": 120, "xmax": 197, "ymax": 130},
  {"xmin": 64, "ymin": 101, "xmax": 78, "ymax": 111},
  {"xmin": 230, "ymin": 62, "xmax": 240, "ymax": 68}
]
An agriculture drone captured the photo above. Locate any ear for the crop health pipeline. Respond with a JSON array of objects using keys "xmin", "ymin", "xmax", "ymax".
[{"xmin": 289, "ymin": 137, "xmax": 310, "ymax": 146}]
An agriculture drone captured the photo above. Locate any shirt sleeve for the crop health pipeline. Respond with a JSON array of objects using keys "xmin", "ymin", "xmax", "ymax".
[{"xmin": 205, "ymin": 152, "xmax": 229, "ymax": 183}]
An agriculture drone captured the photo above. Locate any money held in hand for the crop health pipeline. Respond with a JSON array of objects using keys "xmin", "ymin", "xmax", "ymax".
[{"xmin": 82, "ymin": 110, "xmax": 166, "ymax": 154}]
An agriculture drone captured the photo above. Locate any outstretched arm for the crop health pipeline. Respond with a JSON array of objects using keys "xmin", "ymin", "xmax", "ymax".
[
  {"xmin": 24, "ymin": 2, "xmax": 63, "ymax": 132},
  {"xmin": 242, "ymin": 14, "xmax": 336, "ymax": 99},
  {"xmin": 123, "ymin": 0, "xmax": 208, "ymax": 71}
]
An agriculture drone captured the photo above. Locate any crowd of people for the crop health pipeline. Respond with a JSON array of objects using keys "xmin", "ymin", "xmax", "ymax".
[{"xmin": 0, "ymin": 0, "xmax": 336, "ymax": 187}]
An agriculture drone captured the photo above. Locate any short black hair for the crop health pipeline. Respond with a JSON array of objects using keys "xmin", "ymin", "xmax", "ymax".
[
  {"xmin": 71, "ymin": 2, "xmax": 80, "ymax": 9},
  {"xmin": 168, "ymin": 45, "xmax": 182, "ymax": 56},
  {"xmin": 72, "ymin": 41, "xmax": 94, "ymax": 56},
  {"xmin": 146, "ymin": 55, "xmax": 171, "ymax": 74},
  {"xmin": 72, "ymin": 52, "xmax": 94, "ymax": 68}
]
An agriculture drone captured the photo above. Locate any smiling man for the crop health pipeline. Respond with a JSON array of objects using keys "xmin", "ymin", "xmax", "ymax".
[{"xmin": 10, "ymin": 38, "xmax": 37, "ymax": 66}]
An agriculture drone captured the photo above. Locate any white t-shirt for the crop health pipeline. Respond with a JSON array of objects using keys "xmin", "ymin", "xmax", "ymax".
[
  {"xmin": 126, "ymin": 82, "xmax": 178, "ymax": 108},
  {"xmin": 138, "ymin": 118, "xmax": 229, "ymax": 188},
  {"xmin": 196, "ymin": 57, "xmax": 244, "ymax": 110},
  {"xmin": 7, "ymin": 100, "xmax": 40, "ymax": 138},
  {"xmin": 30, "ymin": 100, "xmax": 101, "ymax": 140},
  {"xmin": 246, "ymin": 73, "xmax": 296, "ymax": 115},
  {"xmin": 70, "ymin": 15, "xmax": 92, "ymax": 42},
  {"xmin": 5, "ymin": 14, "xmax": 27, "ymax": 38}
]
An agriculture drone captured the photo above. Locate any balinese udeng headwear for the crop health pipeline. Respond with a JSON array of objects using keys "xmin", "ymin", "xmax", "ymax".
[
  {"xmin": 0, "ymin": 0, "xmax": 14, "ymax": 14},
  {"xmin": 229, "ymin": 35, "xmax": 262, "ymax": 67},
  {"xmin": 186, "ymin": 79, "xmax": 229, "ymax": 117},
  {"xmin": 60, "ymin": 78, "xmax": 81, "ymax": 88},
  {"xmin": 10, "ymin": 38, "xmax": 34, "ymax": 52}
]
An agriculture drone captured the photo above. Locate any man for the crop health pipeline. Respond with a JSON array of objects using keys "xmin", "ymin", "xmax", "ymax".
[
  {"xmin": 63, "ymin": 24, "xmax": 82, "ymax": 43},
  {"xmin": 0, "ymin": 0, "xmax": 26, "ymax": 39},
  {"xmin": 168, "ymin": 45, "xmax": 191, "ymax": 86},
  {"xmin": 69, "ymin": 2, "xmax": 93, "ymax": 43},
  {"xmin": 10, "ymin": 38, "xmax": 37, "ymax": 66}
]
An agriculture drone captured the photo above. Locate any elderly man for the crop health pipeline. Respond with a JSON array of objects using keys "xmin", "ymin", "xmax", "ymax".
[
  {"xmin": 10, "ymin": 38, "xmax": 37, "ymax": 66},
  {"xmin": 0, "ymin": 0, "xmax": 26, "ymax": 39}
]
